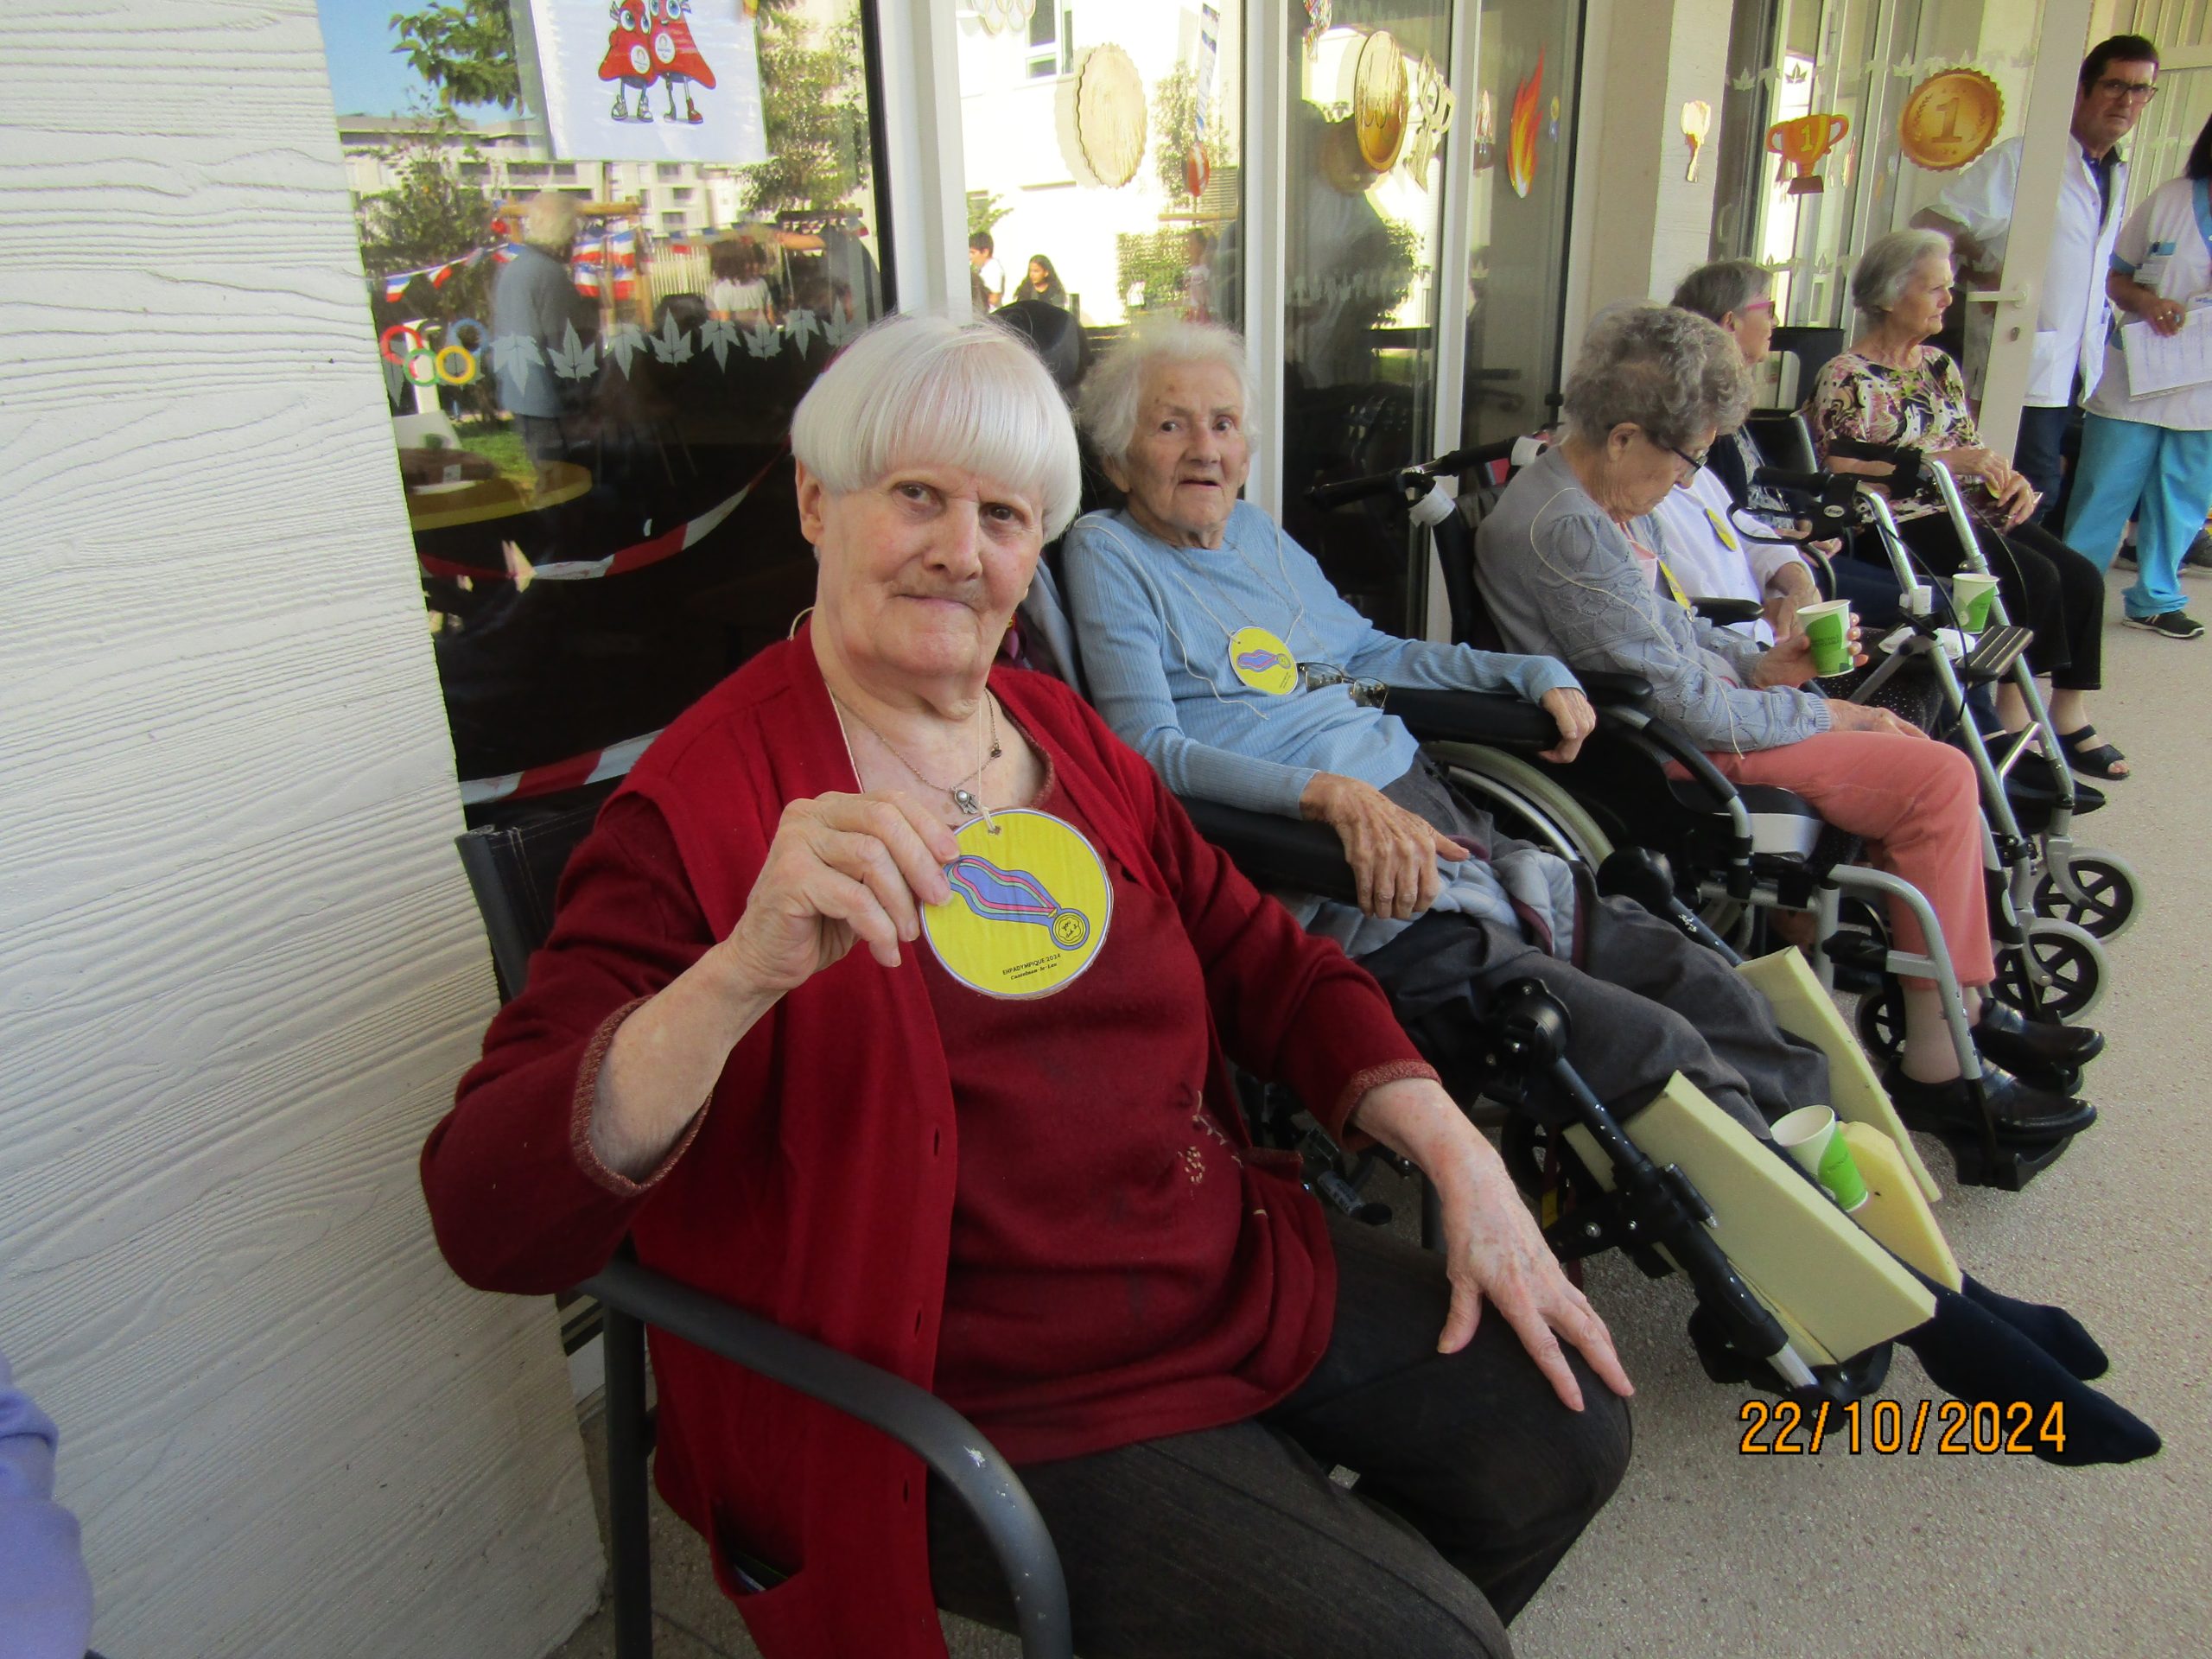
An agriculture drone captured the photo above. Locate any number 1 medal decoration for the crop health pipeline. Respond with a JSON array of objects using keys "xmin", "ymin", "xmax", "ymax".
[
  {"xmin": 923, "ymin": 809, "xmax": 1114, "ymax": 999},
  {"xmin": 1229, "ymin": 626, "xmax": 1299, "ymax": 695}
]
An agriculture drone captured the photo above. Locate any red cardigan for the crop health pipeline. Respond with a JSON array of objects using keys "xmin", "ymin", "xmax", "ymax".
[{"xmin": 420, "ymin": 632, "xmax": 1433, "ymax": 1659}]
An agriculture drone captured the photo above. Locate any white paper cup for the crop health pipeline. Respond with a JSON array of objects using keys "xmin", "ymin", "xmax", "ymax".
[
  {"xmin": 1772, "ymin": 1104, "xmax": 1870, "ymax": 1211},
  {"xmin": 1796, "ymin": 600, "xmax": 1853, "ymax": 677},
  {"xmin": 1952, "ymin": 572, "xmax": 1999, "ymax": 631}
]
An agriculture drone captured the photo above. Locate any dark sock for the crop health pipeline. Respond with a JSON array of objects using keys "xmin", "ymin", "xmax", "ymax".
[
  {"xmin": 1900, "ymin": 1286, "xmax": 2158, "ymax": 1467},
  {"xmin": 1959, "ymin": 1273, "xmax": 2109, "ymax": 1380}
]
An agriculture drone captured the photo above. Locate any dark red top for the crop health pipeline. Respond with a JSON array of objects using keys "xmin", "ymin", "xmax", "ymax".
[
  {"xmin": 924, "ymin": 772, "xmax": 1333, "ymax": 1465},
  {"xmin": 418, "ymin": 638, "xmax": 1434, "ymax": 1659}
]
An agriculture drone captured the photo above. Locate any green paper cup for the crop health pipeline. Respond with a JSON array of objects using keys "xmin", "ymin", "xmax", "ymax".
[
  {"xmin": 1797, "ymin": 600, "xmax": 1853, "ymax": 677},
  {"xmin": 1952, "ymin": 572, "xmax": 1999, "ymax": 632},
  {"xmin": 1772, "ymin": 1104, "xmax": 1870, "ymax": 1212}
]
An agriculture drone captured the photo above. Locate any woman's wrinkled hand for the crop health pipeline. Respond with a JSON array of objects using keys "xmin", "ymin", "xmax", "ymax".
[
  {"xmin": 720, "ymin": 791, "xmax": 959, "ymax": 995},
  {"xmin": 1753, "ymin": 613, "xmax": 1865, "ymax": 688},
  {"xmin": 1538, "ymin": 686, "xmax": 1597, "ymax": 763},
  {"xmin": 1989, "ymin": 471, "xmax": 2039, "ymax": 530},
  {"xmin": 1300, "ymin": 772, "xmax": 1465, "ymax": 920},
  {"xmin": 1353, "ymin": 1077, "xmax": 1633, "ymax": 1412},
  {"xmin": 1824, "ymin": 698, "xmax": 1926, "ymax": 738}
]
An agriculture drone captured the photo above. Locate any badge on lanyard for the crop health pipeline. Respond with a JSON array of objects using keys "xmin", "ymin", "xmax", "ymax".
[
  {"xmin": 1228, "ymin": 625, "xmax": 1299, "ymax": 695},
  {"xmin": 924, "ymin": 808, "xmax": 1114, "ymax": 999},
  {"xmin": 1703, "ymin": 505, "xmax": 1740, "ymax": 552}
]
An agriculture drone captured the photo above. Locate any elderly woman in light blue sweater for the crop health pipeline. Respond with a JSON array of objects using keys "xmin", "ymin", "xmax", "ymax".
[
  {"xmin": 1060, "ymin": 321, "xmax": 1849, "ymax": 1143},
  {"xmin": 1474, "ymin": 304, "xmax": 2100, "ymax": 1139}
]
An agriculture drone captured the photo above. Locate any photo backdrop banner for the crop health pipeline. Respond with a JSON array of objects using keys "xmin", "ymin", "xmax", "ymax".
[{"xmin": 527, "ymin": 0, "xmax": 766, "ymax": 165}]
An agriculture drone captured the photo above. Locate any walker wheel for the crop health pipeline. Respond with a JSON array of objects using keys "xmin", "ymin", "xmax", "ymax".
[
  {"xmin": 1993, "ymin": 917, "xmax": 2110, "ymax": 1022},
  {"xmin": 2033, "ymin": 849, "xmax": 2141, "ymax": 941}
]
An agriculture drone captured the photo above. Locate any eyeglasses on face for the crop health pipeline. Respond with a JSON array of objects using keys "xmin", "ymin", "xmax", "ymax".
[
  {"xmin": 2091, "ymin": 76, "xmax": 2158, "ymax": 102},
  {"xmin": 1662, "ymin": 439, "xmax": 1709, "ymax": 476}
]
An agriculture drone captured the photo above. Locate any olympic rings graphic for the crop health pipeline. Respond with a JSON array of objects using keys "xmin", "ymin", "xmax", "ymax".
[{"xmin": 383, "ymin": 317, "xmax": 489, "ymax": 386}]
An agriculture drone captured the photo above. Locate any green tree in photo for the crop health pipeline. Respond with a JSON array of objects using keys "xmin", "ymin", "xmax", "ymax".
[{"xmin": 391, "ymin": 0, "xmax": 520, "ymax": 110}]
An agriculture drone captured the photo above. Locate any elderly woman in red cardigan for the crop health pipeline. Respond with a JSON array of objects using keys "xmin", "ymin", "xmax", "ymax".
[{"xmin": 419, "ymin": 315, "xmax": 1631, "ymax": 1659}]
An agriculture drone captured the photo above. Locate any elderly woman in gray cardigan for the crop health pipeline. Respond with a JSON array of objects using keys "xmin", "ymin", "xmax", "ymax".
[{"xmin": 1476, "ymin": 305, "xmax": 2099, "ymax": 1141}]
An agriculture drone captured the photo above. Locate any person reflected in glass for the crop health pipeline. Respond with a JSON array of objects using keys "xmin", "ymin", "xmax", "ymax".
[
  {"xmin": 1021, "ymin": 253, "xmax": 1067, "ymax": 310},
  {"xmin": 1181, "ymin": 228, "xmax": 1217, "ymax": 324},
  {"xmin": 492, "ymin": 191, "xmax": 601, "ymax": 471},
  {"xmin": 708, "ymin": 236, "xmax": 778, "ymax": 330}
]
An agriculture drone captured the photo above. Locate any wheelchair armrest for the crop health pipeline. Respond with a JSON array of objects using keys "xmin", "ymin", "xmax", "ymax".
[
  {"xmin": 1180, "ymin": 797, "xmax": 1360, "ymax": 906},
  {"xmin": 1690, "ymin": 597, "xmax": 1764, "ymax": 626},
  {"xmin": 579, "ymin": 1256, "xmax": 1072, "ymax": 1659},
  {"xmin": 1574, "ymin": 670, "xmax": 1653, "ymax": 709},
  {"xmin": 1371, "ymin": 686, "xmax": 1557, "ymax": 748}
]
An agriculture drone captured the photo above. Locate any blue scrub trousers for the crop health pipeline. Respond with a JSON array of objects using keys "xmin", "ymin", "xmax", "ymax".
[{"xmin": 2063, "ymin": 413, "xmax": 2212, "ymax": 620}]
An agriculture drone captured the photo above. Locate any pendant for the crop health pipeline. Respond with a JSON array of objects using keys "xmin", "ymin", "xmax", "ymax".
[
  {"xmin": 923, "ymin": 807, "xmax": 1115, "ymax": 1000},
  {"xmin": 954, "ymin": 787, "xmax": 982, "ymax": 817}
]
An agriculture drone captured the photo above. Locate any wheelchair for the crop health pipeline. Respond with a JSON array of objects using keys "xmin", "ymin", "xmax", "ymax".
[{"xmin": 1295, "ymin": 441, "xmax": 2089, "ymax": 1193}]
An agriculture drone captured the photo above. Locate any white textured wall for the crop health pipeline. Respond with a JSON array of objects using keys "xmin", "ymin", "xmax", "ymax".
[{"xmin": 0, "ymin": 2, "xmax": 604, "ymax": 1654}]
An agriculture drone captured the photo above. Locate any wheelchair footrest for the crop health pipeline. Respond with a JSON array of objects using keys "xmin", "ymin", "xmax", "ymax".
[
  {"xmin": 1934, "ymin": 1127, "xmax": 2075, "ymax": 1192},
  {"xmin": 1686, "ymin": 1306, "xmax": 1895, "ymax": 1402}
]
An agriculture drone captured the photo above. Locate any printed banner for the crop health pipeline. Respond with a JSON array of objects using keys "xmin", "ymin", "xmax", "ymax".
[{"xmin": 528, "ymin": 0, "xmax": 767, "ymax": 165}]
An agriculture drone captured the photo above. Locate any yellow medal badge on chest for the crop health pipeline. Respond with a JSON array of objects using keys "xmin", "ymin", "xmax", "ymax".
[
  {"xmin": 1702, "ymin": 505, "xmax": 1740, "ymax": 552},
  {"xmin": 1228, "ymin": 626, "xmax": 1299, "ymax": 695},
  {"xmin": 923, "ymin": 809, "xmax": 1114, "ymax": 999}
]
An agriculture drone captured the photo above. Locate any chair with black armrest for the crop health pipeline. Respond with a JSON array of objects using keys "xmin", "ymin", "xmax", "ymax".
[
  {"xmin": 454, "ymin": 811, "xmax": 1073, "ymax": 1659},
  {"xmin": 1761, "ymin": 326, "xmax": 1847, "ymax": 414}
]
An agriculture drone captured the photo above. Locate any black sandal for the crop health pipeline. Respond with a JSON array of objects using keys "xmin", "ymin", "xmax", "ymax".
[{"xmin": 2055, "ymin": 725, "xmax": 2130, "ymax": 780}]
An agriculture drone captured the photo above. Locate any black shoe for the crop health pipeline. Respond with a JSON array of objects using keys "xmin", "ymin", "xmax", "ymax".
[
  {"xmin": 1973, "ymin": 998, "xmax": 2105, "ymax": 1072},
  {"xmin": 2122, "ymin": 609, "xmax": 2205, "ymax": 640},
  {"xmin": 1883, "ymin": 1062, "xmax": 2098, "ymax": 1142}
]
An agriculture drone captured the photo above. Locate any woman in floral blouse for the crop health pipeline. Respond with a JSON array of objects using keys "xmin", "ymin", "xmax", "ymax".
[{"xmin": 1811, "ymin": 229, "xmax": 2126, "ymax": 779}]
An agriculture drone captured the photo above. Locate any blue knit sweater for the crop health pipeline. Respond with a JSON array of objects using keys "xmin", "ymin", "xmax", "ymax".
[{"xmin": 1061, "ymin": 502, "xmax": 1580, "ymax": 817}]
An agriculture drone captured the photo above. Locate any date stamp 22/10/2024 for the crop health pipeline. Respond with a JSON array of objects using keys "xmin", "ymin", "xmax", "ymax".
[{"xmin": 1739, "ymin": 1397, "xmax": 2068, "ymax": 1456}]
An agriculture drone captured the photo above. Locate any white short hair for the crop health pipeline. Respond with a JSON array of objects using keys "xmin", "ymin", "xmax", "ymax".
[
  {"xmin": 791, "ymin": 314, "xmax": 1084, "ymax": 538},
  {"xmin": 1076, "ymin": 320, "xmax": 1254, "ymax": 470},
  {"xmin": 1852, "ymin": 228, "xmax": 1954, "ymax": 323}
]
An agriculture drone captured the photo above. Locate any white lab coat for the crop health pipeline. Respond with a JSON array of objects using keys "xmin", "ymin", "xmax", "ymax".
[{"xmin": 1933, "ymin": 135, "xmax": 2127, "ymax": 406}]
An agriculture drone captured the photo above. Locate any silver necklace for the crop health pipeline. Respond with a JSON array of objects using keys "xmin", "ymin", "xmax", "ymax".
[{"xmin": 831, "ymin": 692, "xmax": 1002, "ymax": 819}]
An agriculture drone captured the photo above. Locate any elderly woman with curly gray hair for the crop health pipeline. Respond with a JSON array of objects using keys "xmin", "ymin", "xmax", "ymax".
[
  {"xmin": 1810, "ymin": 228, "xmax": 2124, "ymax": 779},
  {"xmin": 1477, "ymin": 304, "xmax": 2100, "ymax": 1138}
]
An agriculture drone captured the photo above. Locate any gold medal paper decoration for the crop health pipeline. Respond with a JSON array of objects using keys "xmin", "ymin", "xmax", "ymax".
[
  {"xmin": 1229, "ymin": 626, "xmax": 1300, "ymax": 695},
  {"xmin": 1075, "ymin": 43, "xmax": 1147, "ymax": 188},
  {"xmin": 1354, "ymin": 29, "xmax": 1409, "ymax": 172},
  {"xmin": 925, "ymin": 810, "xmax": 1113, "ymax": 999},
  {"xmin": 1898, "ymin": 68, "xmax": 2004, "ymax": 172}
]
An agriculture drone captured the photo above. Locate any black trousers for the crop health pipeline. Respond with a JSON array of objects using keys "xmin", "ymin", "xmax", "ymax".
[
  {"xmin": 927, "ymin": 1216, "xmax": 1631, "ymax": 1657},
  {"xmin": 1899, "ymin": 512, "xmax": 2106, "ymax": 690}
]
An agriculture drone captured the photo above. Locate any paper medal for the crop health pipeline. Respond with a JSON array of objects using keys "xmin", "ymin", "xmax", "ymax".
[
  {"xmin": 1354, "ymin": 30, "xmax": 1409, "ymax": 173},
  {"xmin": 924, "ymin": 810, "xmax": 1113, "ymax": 1000},
  {"xmin": 1898, "ymin": 68, "xmax": 2003, "ymax": 173},
  {"xmin": 1228, "ymin": 626, "xmax": 1299, "ymax": 694}
]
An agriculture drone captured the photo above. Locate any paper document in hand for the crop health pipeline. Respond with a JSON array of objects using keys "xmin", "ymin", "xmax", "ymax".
[{"xmin": 2120, "ymin": 305, "xmax": 2212, "ymax": 397}]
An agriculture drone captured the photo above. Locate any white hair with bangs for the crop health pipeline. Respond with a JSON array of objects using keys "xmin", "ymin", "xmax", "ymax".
[
  {"xmin": 1077, "ymin": 320, "xmax": 1254, "ymax": 470},
  {"xmin": 791, "ymin": 313, "xmax": 1083, "ymax": 538}
]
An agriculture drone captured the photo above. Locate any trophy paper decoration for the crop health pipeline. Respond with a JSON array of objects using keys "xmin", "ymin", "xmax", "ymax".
[
  {"xmin": 1681, "ymin": 99, "xmax": 1712, "ymax": 181},
  {"xmin": 1767, "ymin": 111, "xmax": 1849, "ymax": 194},
  {"xmin": 1507, "ymin": 48, "xmax": 1544, "ymax": 199}
]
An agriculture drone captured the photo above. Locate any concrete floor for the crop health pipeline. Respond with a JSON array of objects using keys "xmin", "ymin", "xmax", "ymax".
[{"xmin": 548, "ymin": 566, "xmax": 2209, "ymax": 1659}]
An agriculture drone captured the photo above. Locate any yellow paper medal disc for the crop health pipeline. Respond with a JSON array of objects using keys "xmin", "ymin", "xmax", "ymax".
[
  {"xmin": 1229, "ymin": 626, "xmax": 1300, "ymax": 695},
  {"xmin": 923, "ymin": 809, "xmax": 1114, "ymax": 1000},
  {"xmin": 1898, "ymin": 68, "xmax": 2003, "ymax": 174}
]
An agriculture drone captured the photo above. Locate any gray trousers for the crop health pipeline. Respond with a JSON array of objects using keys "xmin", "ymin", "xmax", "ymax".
[
  {"xmin": 927, "ymin": 1217, "xmax": 1632, "ymax": 1657},
  {"xmin": 1365, "ymin": 761, "xmax": 1831, "ymax": 1135}
]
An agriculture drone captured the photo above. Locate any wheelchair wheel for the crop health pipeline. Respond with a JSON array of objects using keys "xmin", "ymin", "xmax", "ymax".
[
  {"xmin": 2033, "ymin": 849, "xmax": 2141, "ymax": 942},
  {"xmin": 1431, "ymin": 743, "xmax": 1616, "ymax": 867},
  {"xmin": 1993, "ymin": 917, "xmax": 2110, "ymax": 1022},
  {"xmin": 1853, "ymin": 978, "xmax": 1906, "ymax": 1069}
]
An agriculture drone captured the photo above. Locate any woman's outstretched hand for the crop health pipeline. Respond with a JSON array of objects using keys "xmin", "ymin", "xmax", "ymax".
[
  {"xmin": 1300, "ymin": 772, "xmax": 1467, "ymax": 920},
  {"xmin": 1824, "ymin": 699, "xmax": 1926, "ymax": 738},
  {"xmin": 1353, "ymin": 1077, "xmax": 1634, "ymax": 1412},
  {"xmin": 722, "ymin": 791, "xmax": 959, "ymax": 993},
  {"xmin": 1753, "ymin": 613, "xmax": 1866, "ymax": 687}
]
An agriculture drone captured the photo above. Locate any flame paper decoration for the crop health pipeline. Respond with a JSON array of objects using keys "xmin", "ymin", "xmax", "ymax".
[{"xmin": 1507, "ymin": 48, "xmax": 1544, "ymax": 199}]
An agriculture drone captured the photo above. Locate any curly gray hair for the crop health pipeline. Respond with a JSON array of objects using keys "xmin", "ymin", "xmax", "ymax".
[
  {"xmin": 1560, "ymin": 305, "xmax": 1751, "ymax": 447},
  {"xmin": 1851, "ymin": 228, "xmax": 1954, "ymax": 323},
  {"xmin": 1075, "ymin": 320, "xmax": 1255, "ymax": 469},
  {"xmin": 1669, "ymin": 258, "xmax": 1772, "ymax": 325}
]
